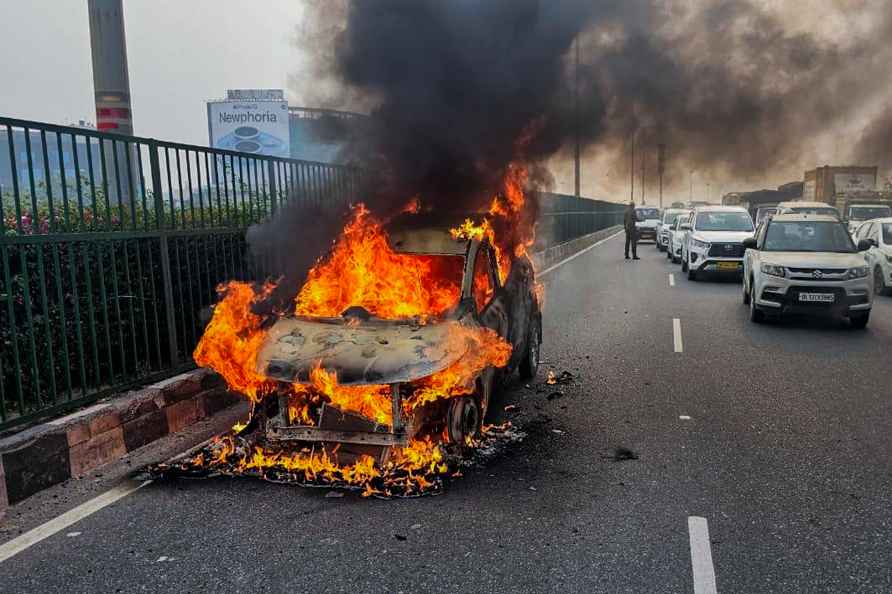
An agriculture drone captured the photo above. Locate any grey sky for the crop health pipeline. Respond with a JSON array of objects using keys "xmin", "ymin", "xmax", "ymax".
[{"xmin": 0, "ymin": 0, "xmax": 307, "ymax": 146}]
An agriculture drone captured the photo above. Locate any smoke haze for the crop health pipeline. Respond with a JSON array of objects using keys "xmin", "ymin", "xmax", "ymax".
[{"xmin": 291, "ymin": 0, "xmax": 892, "ymax": 199}]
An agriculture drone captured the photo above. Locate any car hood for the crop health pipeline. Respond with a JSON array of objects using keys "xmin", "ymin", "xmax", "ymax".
[
  {"xmin": 692, "ymin": 231, "xmax": 754, "ymax": 243},
  {"xmin": 760, "ymin": 252, "xmax": 867, "ymax": 268},
  {"xmin": 256, "ymin": 317, "xmax": 470, "ymax": 385}
]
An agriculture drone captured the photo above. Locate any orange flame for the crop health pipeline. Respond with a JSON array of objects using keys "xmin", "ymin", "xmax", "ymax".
[
  {"xmin": 295, "ymin": 205, "xmax": 463, "ymax": 322},
  {"xmin": 193, "ymin": 281, "xmax": 275, "ymax": 402},
  {"xmin": 406, "ymin": 324, "xmax": 511, "ymax": 411},
  {"xmin": 294, "ymin": 363, "xmax": 394, "ymax": 426}
]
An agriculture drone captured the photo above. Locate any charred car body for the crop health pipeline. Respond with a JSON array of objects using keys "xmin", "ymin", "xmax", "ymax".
[{"xmin": 250, "ymin": 214, "xmax": 542, "ymax": 466}]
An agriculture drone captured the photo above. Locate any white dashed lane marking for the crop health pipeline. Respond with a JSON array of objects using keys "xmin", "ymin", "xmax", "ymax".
[
  {"xmin": 673, "ymin": 318, "xmax": 683, "ymax": 353},
  {"xmin": 688, "ymin": 516, "xmax": 719, "ymax": 594},
  {"xmin": 669, "ymin": 273, "xmax": 676, "ymax": 287}
]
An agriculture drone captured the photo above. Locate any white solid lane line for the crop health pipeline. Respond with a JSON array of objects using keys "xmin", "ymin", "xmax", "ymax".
[
  {"xmin": 669, "ymin": 273, "xmax": 676, "ymax": 287},
  {"xmin": 537, "ymin": 230, "xmax": 624, "ymax": 277},
  {"xmin": 673, "ymin": 318, "xmax": 683, "ymax": 353},
  {"xmin": 688, "ymin": 516, "xmax": 719, "ymax": 594},
  {"xmin": 0, "ymin": 480, "xmax": 151, "ymax": 564}
]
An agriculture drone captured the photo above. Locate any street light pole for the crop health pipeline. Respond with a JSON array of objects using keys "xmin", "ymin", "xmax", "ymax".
[
  {"xmin": 641, "ymin": 149, "xmax": 646, "ymax": 205},
  {"xmin": 657, "ymin": 143, "xmax": 666, "ymax": 209},
  {"xmin": 630, "ymin": 136, "xmax": 635, "ymax": 203},
  {"xmin": 574, "ymin": 37, "xmax": 580, "ymax": 200},
  {"xmin": 689, "ymin": 170, "xmax": 695, "ymax": 203}
]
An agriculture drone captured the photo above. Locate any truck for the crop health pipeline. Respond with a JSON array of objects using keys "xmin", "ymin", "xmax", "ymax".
[{"xmin": 803, "ymin": 166, "xmax": 892, "ymax": 234}]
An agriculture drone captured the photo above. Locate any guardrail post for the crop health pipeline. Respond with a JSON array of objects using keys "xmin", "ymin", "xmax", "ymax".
[
  {"xmin": 149, "ymin": 140, "xmax": 180, "ymax": 364},
  {"xmin": 267, "ymin": 160, "xmax": 278, "ymax": 215}
]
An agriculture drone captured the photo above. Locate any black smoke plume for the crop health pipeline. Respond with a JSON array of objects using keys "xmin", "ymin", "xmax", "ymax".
[
  {"xmin": 251, "ymin": 0, "xmax": 606, "ymax": 295},
  {"xmin": 250, "ymin": 0, "xmax": 892, "ymax": 294}
]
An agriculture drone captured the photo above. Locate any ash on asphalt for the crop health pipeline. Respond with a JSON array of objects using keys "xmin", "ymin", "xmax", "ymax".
[{"xmin": 140, "ymin": 422, "xmax": 528, "ymax": 500}]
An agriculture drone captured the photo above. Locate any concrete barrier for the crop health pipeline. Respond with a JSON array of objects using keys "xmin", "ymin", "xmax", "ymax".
[
  {"xmin": 532, "ymin": 225, "xmax": 622, "ymax": 271},
  {"xmin": 0, "ymin": 369, "xmax": 241, "ymax": 518}
]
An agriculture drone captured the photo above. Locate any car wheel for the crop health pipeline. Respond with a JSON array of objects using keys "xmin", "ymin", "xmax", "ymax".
[
  {"xmin": 742, "ymin": 278, "xmax": 751, "ymax": 305},
  {"xmin": 681, "ymin": 255, "xmax": 688, "ymax": 272},
  {"xmin": 874, "ymin": 267, "xmax": 888, "ymax": 296},
  {"xmin": 749, "ymin": 286, "xmax": 764, "ymax": 323},
  {"xmin": 687, "ymin": 265, "xmax": 697, "ymax": 281},
  {"xmin": 519, "ymin": 321, "xmax": 540, "ymax": 380},
  {"xmin": 850, "ymin": 311, "xmax": 870, "ymax": 329},
  {"xmin": 447, "ymin": 396, "xmax": 481, "ymax": 445}
]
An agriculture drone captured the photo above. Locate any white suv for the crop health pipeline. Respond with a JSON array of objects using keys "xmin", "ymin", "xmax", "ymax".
[
  {"xmin": 668, "ymin": 211, "xmax": 692, "ymax": 263},
  {"xmin": 742, "ymin": 214, "xmax": 873, "ymax": 328},
  {"xmin": 634, "ymin": 207, "xmax": 661, "ymax": 243},
  {"xmin": 681, "ymin": 206, "xmax": 754, "ymax": 281},
  {"xmin": 656, "ymin": 209, "xmax": 687, "ymax": 252},
  {"xmin": 854, "ymin": 217, "xmax": 892, "ymax": 295}
]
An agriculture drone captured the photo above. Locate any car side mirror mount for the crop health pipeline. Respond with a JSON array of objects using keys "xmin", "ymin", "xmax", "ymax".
[
  {"xmin": 742, "ymin": 237, "xmax": 757, "ymax": 250},
  {"xmin": 857, "ymin": 239, "xmax": 873, "ymax": 251}
]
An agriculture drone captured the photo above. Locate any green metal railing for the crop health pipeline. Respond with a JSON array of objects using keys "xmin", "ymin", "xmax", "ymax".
[
  {"xmin": 0, "ymin": 117, "xmax": 360, "ymax": 430},
  {"xmin": 538, "ymin": 193, "xmax": 625, "ymax": 247}
]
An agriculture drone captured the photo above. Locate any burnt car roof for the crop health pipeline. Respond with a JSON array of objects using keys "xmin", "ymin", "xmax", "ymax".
[{"xmin": 385, "ymin": 211, "xmax": 485, "ymax": 255}]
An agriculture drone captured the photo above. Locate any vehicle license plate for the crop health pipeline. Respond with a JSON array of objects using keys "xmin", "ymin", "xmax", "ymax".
[
  {"xmin": 798, "ymin": 292, "xmax": 835, "ymax": 303},
  {"xmin": 717, "ymin": 262, "xmax": 740, "ymax": 271}
]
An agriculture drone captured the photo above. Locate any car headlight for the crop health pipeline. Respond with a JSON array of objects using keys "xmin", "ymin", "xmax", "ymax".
[
  {"xmin": 690, "ymin": 238, "xmax": 710, "ymax": 251},
  {"xmin": 760, "ymin": 263, "xmax": 786, "ymax": 277},
  {"xmin": 847, "ymin": 266, "xmax": 869, "ymax": 279}
]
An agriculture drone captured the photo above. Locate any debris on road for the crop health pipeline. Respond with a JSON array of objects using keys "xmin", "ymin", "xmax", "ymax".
[
  {"xmin": 545, "ymin": 370, "xmax": 574, "ymax": 386},
  {"xmin": 602, "ymin": 447, "xmax": 639, "ymax": 462}
]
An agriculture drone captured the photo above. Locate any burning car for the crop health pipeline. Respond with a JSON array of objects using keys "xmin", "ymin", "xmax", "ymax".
[
  {"xmin": 251, "ymin": 210, "xmax": 542, "ymax": 467},
  {"xmin": 175, "ymin": 202, "xmax": 542, "ymax": 495}
]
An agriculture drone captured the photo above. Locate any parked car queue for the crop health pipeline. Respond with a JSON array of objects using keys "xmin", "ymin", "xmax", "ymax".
[{"xmin": 648, "ymin": 205, "xmax": 881, "ymax": 329}]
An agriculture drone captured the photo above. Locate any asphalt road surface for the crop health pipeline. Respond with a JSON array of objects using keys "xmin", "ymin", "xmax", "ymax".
[{"xmin": 2, "ymin": 232, "xmax": 891, "ymax": 593}]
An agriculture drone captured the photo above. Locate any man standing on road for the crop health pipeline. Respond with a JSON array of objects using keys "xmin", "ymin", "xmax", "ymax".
[{"xmin": 624, "ymin": 201, "xmax": 640, "ymax": 260}]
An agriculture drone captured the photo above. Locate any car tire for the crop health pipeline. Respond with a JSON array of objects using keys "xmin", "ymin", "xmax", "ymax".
[
  {"xmin": 687, "ymin": 266, "xmax": 697, "ymax": 281},
  {"xmin": 447, "ymin": 396, "xmax": 481, "ymax": 444},
  {"xmin": 519, "ymin": 320, "xmax": 540, "ymax": 380},
  {"xmin": 749, "ymin": 285, "xmax": 764, "ymax": 323},
  {"xmin": 850, "ymin": 311, "xmax": 870, "ymax": 329},
  {"xmin": 874, "ymin": 267, "xmax": 888, "ymax": 296},
  {"xmin": 742, "ymin": 278, "xmax": 751, "ymax": 305},
  {"xmin": 681, "ymin": 255, "xmax": 688, "ymax": 272}
]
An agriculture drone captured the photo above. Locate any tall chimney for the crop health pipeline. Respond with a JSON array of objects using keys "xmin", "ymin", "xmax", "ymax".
[{"xmin": 87, "ymin": 0, "xmax": 134, "ymax": 135}]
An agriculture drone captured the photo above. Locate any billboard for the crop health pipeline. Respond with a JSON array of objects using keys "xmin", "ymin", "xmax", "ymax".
[
  {"xmin": 207, "ymin": 90, "xmax": 290, "ymax": 157},
  {"xmin": 834, "ymin": 172, "xmax": 876, "ymax": 193}
]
